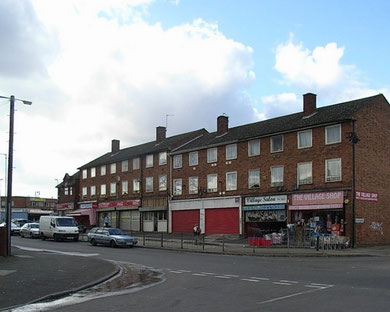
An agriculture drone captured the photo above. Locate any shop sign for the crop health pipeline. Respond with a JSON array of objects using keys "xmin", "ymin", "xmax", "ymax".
[
  {"xmin": 56, "ymin": 203, "xmax": 73, "ymax": 210},
  {"xmin": 355, "ymin": 191, "xmax": 378, "ymax": 202},
  {"xmin": 98, "ymin": 199, "xmax": 141, "ymax": 209},
  {"xmin": 355, "ymin": 218, "xmax": 365, "ymax": 224},
  {"xmin": 245, "ymin": 195, "xmax": 287, "ymax": 205},
  {"xmin": 243, "ymin": 204, "xmax": 285, "ymax": 211},
  {"xmin": 80, "ymin": 202, "xmax": 98, "ymax": 209},
  {"xmin": 292, "ymin": 191, "xmax": 343, "ymax": 206}
]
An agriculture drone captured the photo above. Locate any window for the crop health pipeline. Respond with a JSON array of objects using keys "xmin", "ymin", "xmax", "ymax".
[
  {"xmin": 121, "ymin": 160, "xmax": 128, "ymax": 172},
  {"xmin": 91, "ymin": 167, "xmax": 96, "ymax": 178},
  {"xmin": 90, "ymin": 186, "xmax": 96, "ymax": 197},
  {"xmin": 144, "ymin": 212, "xmax": 152, "ymax": 221},
  {"xmin": 110, "ymin": 163, "xmax": 116, "ymax": 174},
  {"xmin": 133, "ymin": 179, "xmax": 140, "ymax": 193},
  {"xmin": 326, "ymin": 124, "xmax": 341, "ymax": 144},
  {"xmin": 159, "ymin": 175, "xmax": 167, "ymax": 191},
  {"xmin": 207, "ymin": 147, "xmax": 217, "ymax": 163},
  {"xmin": 122, "ymin": 181, "xmax": 128, "ymax": 195},
  {"xmin": 82, "ymin": 187, "xmax": 87, "ymax": 198},
  {"xmin": 146, "ymin": 154, "xmax": 153, "ymax": 168},
  {"xmin": 226, "ymin": 172, "xmax": 237, "ymax": 191},
  {"xmin": 189, "ymin": 176, "xmax": 198, "ymax": 194},
  {"xmin": 271, "ymin": 166, "xmax": 284, "ymax": 187},
  {"xmin": 173, "ymin": 154, "xmax": 182, "ymax": 168},
  {"xmin": 326, "ymin": 158, "xmax": 341, "ymax": 182},
  {"xmin": 271, "ymin": 135, "xmax": 284, "ymax": 153},
  {"xmin": 159, "ymin": 152, "xmax": 167, "ymax": 165},
  {"xmin": 100, "ymin": 184, "xmax": 106, "ymax": 196},
  {"xmin": 110, "ymin": 182, "xmax": 116, "ymax": 196},
  {"xmin": 146, "ymin": 177, "xmax": 153, "ymax": 192},
  {"xmin": 158, "ymin": 211, "xmax": 167, "ymax": 220},
  {"xmin": 133, "ymin": 158, "xmax": 140, "ymax": 170},
  {"xmin": 64, "ymin": 188, "xmax": 69, "ymax": 196},
  {"xmin": 248, "ymin": 140, "xmax": 260, "ymax": 156},
  {"xmin": 207, "ymin": 174, "xmax": 217, "ymax": 192},
  {"xmin": 173, "ymin": 179, "xmax": 182, "ymax": 195},
  {"xmin": 189, "ymin": 151, "xmax": 198, "ymax": 166},
  {"xmin": 70, "ymin": 187, "xmax": 73, "ymax": 196},
  {"xmin": 82, "ymin": 169, "xmax": 87, "ymax": 179},
  {"xmin": 226, "ymin": 144, "xmax": 237, "ymax": 160},
  {"xmin": 248, "ymin": 169, "xmax": 260, "ymax": 189},
  {"xmin": 101, "ymin": 165, "xmax": 106, "ymax": 176},
  {"xmin": 297, "ymin": 162, "xmax": 312, "ymax": 185},
  {"xmin": 298, "ymin": 130, "xmax": 312, "ymax": 149}
]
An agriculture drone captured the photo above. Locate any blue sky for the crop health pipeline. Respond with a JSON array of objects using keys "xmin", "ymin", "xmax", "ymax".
[{"xmin": 0, "ymin": 0, "xmax": 389, "ymax": 198}]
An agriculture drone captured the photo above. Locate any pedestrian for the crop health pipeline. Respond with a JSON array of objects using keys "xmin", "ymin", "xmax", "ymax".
[
  {"xmin": 193, "ymin": 224, "xmax": 201, "ymax": 245},
  {"xmin": 104, "ymin": 215, "xmax": 110, "ymax": 227}
]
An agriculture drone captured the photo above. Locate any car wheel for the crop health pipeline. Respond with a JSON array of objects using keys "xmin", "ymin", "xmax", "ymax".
[
  {"xmin": 110, "ymin": 240, "xmax": 116, "ymax": 248},
  {"xmin": 90, "ymin": 238, "xmax": 97, "ymax": 246}
]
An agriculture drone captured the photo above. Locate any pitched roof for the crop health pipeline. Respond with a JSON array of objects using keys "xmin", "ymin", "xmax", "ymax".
[
  {"xmin": 56, "ymin": 172, "xmax": 80, "ymax": 188},
  {"xmin": 173, "ymin": 94, "xmax": 386, "ymax": 153},
  {"xmin": 78, "ymin": 128, "xmax": 207, "ymax": 169}
]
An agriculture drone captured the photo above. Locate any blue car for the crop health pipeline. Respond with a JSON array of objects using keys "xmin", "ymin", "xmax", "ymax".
[{"xmin": 88, "ymin": 227, "xmax": 137, "ymax": 248}]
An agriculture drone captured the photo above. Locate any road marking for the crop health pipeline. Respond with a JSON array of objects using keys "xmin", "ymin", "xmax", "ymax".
[
  {"xmin": 279, "ymin": 280, "xmax": 298, "ymax": 284},
  {"xmin": 168, "ymin": 271, "xmax": 184, "ymax": 274},
  {"xmin": 15, "ymin": 255, "xmax": 34, "ymax": 258},
  {"xmin": 250, "ymin": 277, "xmax": 270, "ymax": 281},
  {"xmin": 215, "ymin": 275, "xmax": 231, "ymax": 279},
  {"xmin": 192, "ymin": 273, "xmax": 207, "ymax": 277},
  {"xmin": 177, "ymin": 270, "xmax": 192, "ymax": 273},
  {"xmin": 241, "ymin": 278, "xmax": 260, "ymax": 282},
  {"xmin": 273, "ymin": 282, "xmax": 292, "ymax": 286},
  {"xmin": 223, "ymin": 274, "xmax": 239, "ymax": 278},
  {"xmin": 14, "ymin": 246, "xmax": 99, "ymax": 257},
  {"xmin": 0, "ymin": 270, "xmax": 16, "ymax": 276},
  {"xmin": 310, "ymin": 283, "xmax": 333, "ymax": 287},
  {"xmin": 200, "ymin": 272, "xmax": 215, "ymax": 275}
]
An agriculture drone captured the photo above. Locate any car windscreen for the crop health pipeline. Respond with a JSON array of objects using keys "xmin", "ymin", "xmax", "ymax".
[
  {"xmin": 30, "ymin": 224, "xmax": 39, "ymax": 228},
  {"xmin": 108, "ymin": 228, "xmax": 125, "ymax": 235},
  {"xmin": 56, "ymin": 218, "xmax": 76, "ymax": 227}
]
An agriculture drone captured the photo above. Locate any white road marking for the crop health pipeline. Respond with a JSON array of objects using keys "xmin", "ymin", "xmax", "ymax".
[
  {"xmin": 168, "ymin": 271, "xmax": 184, "ymax": 274},
  {"xmin": 14, "ymin": 246, "xmax": 99, "ymax": 257},
  {"xmin": 0, "ymin": 270, "xmax": 16, "ymax": 276},
  {"xmin": 241, "ymin": 278, "xmax": 260, "ymax": 282},
  {"xmin": 177, "ymin": 270, "xmax": 192, "ymax": 273},
  {"xmin": 215, "ymin": 276, "xmax": 231, "ymax": 279},
  {"xmin": 192, "ymin": 273, "xmax": 207, "ymax": 277},
  {"xmin": 223, "ymin": 274, "xmax": 239, "ymax": 278},
  {"xmin": 273, "ymin": 282, "xmax": 292, "ymax": 286},
  {"xmin": 279, "ymin": 280, "xmax": 298, "ymax": 284},
  {"xmin": 200, "ymin": 272, "xmax": 215, "ymax": 275},
  {"xmin": 250, "ymin": 277, "xmax": 270, "ymax": 281}
]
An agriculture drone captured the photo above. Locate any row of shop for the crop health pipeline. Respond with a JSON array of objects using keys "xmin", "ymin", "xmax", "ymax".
[{"xmin": 58, "ymin": 190, "xmax": 347, "ymax": 237}]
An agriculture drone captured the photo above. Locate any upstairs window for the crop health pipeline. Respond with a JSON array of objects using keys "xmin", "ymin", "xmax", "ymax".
[
  {"xmin": 226, "ymin": 171, "xmax": 237, "ymax": 191},
  {"xmin": 82, "ymin": 187, "xmax": 87, "ymax": 198},
  {"xmin": 326, "ymin": 158, "xmax": 341, "ymax": 182},
  {"xmin": 145, "ymin": 177, "xmax": 153, "ymax": 192},
  {"xmin": 207, "ymin": 147, "xmax": 217, "ymax": 163},
  {"xmin": 271, "ymin": 135, "xmax": 284, "ymax": 153},
  {"xmin": 298, "ymin": 130, "xmax": 312, "ymax": 149},
  {"xmin": 159, "ymin": 152, "xmax": 167, "ymax": 165},
  {"xmin": 100, "ymin": 165, "xmax": 106, "ymax": 176},
  {"xmin": 133, "ymin": 158, "xmax": 140, "ymax": 170},
  {"xmin": 110, "ymin": 182, "xmax": 116, "ymax": 196},
  {"xmin": 297, "ymin": 162, "xmax": 312, "ymax": 185},
  {"xmin": 173, "ymin": 179, "xmax": 182, "ymax": 195},
  {"xmin": 226, "ymin": 144, "xmax": 237, "ymax": 160},
  {"xmin": 207, "ymin": 174, "xmax": 217, "ymax": 192},
  {"xmin": 189, "ymin": 151, "xmax": 198, "ymax": 166},
  {"xmin": 326, "ymin": 124, "xmax": 341, "ymax": 144},
  {"xmin": 133, "ymin": 179, "xmax": 140, "ymax": 193},
  {"xmin": 159, "ymin": 175, "xmax": 167, "ymax": 191},
  {"xmin": 110, "ymin": 163, "xmax": 116, "ymax": 174},
  {"xmin": 90, "ymin": 186, "xmax": 96, "ymax": 197},
  {"xmin": 248, "ymin": 140, "xmax": 260, "ymax": 156},
  {"xmin": 91, "ymin": 167, "xmax": 96, "ymax": 178},
  {"xmin": 82, "ymin": 169, "xmax": 87, "ymax": 179},
  {"xmin": 248, "ymin": 169, "xmax": 260, "ymax": 189},
  {"xmin": 189, "ymin": 176, "xmax": 198, "ymax": 194},
  {"xmin": 173, "ymin": 154, "xmax": 182, "ymax": 168},
  {"xmin": 271, "ymin": 166, "xmax": 284, "ymax": 187},
  {"xmin": 146, "ymin": 155, "xmax": 153, "ymax": 168},
  {"xmin": 122, "ymin": 181, "xmax": 128, "ymax": 195},
  {"xmin": 121, "ymin": 160, "xmax": 128, "ymax": 172},
  {"xmin": 100, "ymin": 184, "xmax": 106, "ymax": 196}
]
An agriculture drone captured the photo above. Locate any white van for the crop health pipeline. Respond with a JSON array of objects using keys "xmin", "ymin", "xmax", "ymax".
[{"xmin": 39, "ymin": 216, "xmax": 79, "ymax": 241}]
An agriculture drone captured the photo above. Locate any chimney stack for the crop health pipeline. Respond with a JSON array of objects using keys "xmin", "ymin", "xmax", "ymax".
[
  {"xmin": 111, "ymin": 139, "xmax": 120, "ymax": 153},
  {"xmin": 217, "ymin": 115, "xmax": 229, "ymax": 135},
  {"xmin": 156, "ymin": 126, "xmax": 166, "ymax": 143},
  {"xmin": 303, "ymin": 93, "xmax": 317, "ymax": 116}
]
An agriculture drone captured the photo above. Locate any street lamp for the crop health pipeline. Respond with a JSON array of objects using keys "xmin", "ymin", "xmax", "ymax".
[{"xmin": 0, "ymin": 95, "xmax": 32, "ymax": 257}]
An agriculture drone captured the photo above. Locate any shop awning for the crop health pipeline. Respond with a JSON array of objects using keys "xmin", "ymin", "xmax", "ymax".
[
  {"xmin": 28, "ymin": 209, "xmax": 53, "ymax": 215},
  {"xmin": 66, "ymin": 209, "xmax": 91, "ymax": 216},
  {"xmin": 288, "ymin": 203, "xmax": 343, "ymax": 211}
]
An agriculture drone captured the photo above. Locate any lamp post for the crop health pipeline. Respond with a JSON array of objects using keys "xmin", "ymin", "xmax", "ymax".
[{"xmin": 0, "ymin": 95, "xmax": 32, "ymax": 257}]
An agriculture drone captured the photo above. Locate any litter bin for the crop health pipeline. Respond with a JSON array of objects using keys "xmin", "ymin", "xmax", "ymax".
[{"xmin": 0, "ymin": 227, "xmax": 6, "ymax": 256}]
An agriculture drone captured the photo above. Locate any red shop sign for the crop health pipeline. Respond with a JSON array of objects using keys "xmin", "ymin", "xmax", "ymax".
[
  {"xmin": 98, "ymin": 199, "xmax": 141, "ymax": 209},
  {"xmin": 355, "ymin": 191, "xmax": 378, "ymax": 202}
]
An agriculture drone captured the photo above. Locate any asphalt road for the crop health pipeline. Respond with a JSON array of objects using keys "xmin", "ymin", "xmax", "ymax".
[{"xmin": 11, "ymin": 236, "xmax": 390, "ymax": 312}]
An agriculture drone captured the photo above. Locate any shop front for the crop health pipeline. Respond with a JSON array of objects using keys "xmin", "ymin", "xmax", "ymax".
[
  {"xmin": 68, "ymin": 201, "xmax": 97, "ymax": 229},
  {"xmin": 288, "ymin": 191, "xmax": 345, "ymax": 238},
  {"xmin": 243, "ymin": 195, "xmax": 287, "ymax": 236},
  {"xmin": 56, "ymin": 203, "xmax": 74, "ymax": 216}
]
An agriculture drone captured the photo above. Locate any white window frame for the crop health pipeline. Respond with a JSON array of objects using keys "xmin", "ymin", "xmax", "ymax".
[
  {"xmin": 325, "ymin": 124, "xmax": 342, "ymax": 145},
  {"xmin": 121, "ymin": 160, "xmax": 128, "ymax": 172},
  {"xmin": 100, "ymin": 165, "xmax": 106, "ymax": 176},
  {"xmin": 82, "ymin": 169, "xmax": 87, "ymax": 179},
  {"xmin": 207, "ymin": 147, "xmax": 217, "ymax": 163},
  {"xmin": 122, "ymin": 180, "xmax": 128, "ymax": 195},
  {"xmin": 226, "ymin": 144, "xmax": 237, "ymax": 160},
  {"xmin": 100, "ymin": 184, "xmax": 106, "ymax": 197},
  {"xmin": 297, "ymin": 130, "xmax": 312, "ymax": 149},
  {"xmin": 189, "ymin": 151, "xmax": 198, "ymax": 166},
  {"xmin": 189, "ymin": 176, "xmax": 198, "ymax": 194},
  {"xmin": 110, "ymin": 163, "xmax": 116, "ymax": 174},
  {"xmin": 159, "ymin": 175, "xmax": 167, "ymax": 191},
  {"xmin": 248, "ymin": 139, "xmax": 260, "ymax": 156},
  {"xmin": 91, "ymin": 167, "xmax": 96, "ymax": 178},
  {"xmin": 145, "ymin": 177, "xmax": 153, "ymax": 192},
  {"xmin": 82, "ymin": 187, "xmax": 87, "ymax": 198},
  {"xmin": 248, "ymin": 169, "xmax": 260, "ymax": 189},
  {"xmin": 271, "ymin": 166, "xmax": 284, "ymax": 187},
  {"xmin": 159, "ymin": 152, "xmax": 167, "ymax": 166},
  {"xmin": 173, "ymin": 179, "xmax": 182, "ymax": 195},
  {"xmin": 133, "ymin": 158, "xmax": 140, "ymax": 170},
  {"xmin": 207, "ymin": 174, "xmax": 217, "ymax": 192},
  {"xmin": 90, "ymin": 185, "xmax": 96, "ymax": 197},
  {"xmin": 173, "ymin": 154, "xmax": 182, "ymax": 169},
  {"xmin": 297, "ymin": 162, "xmax": 313, "ymax": 185},
  {"xmin": 110, "ymin": 182, "xmax": 116, "ymax": 196},
  {"xmin": 146, "ymin": 154, "xmax": 154, "ymax": 168},
  {"xmin": 270, "ymin": 135, "xmax": 284, "ymax": 153},
  {"xmin": 326, "ymin": 158, "xmax": 342, "ymax": 182},
  {"xmin": 133, "ymin": 179, "xmax": 140, "ymax": 193},
  {"xmin": 226, "ymin": 171, "xmax": 237, "ymax": 191}
]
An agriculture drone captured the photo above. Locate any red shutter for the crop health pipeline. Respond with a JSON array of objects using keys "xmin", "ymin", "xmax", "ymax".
[
  {"xmin": 172, "ymin": 210, "xmax": 200, "ymax": 233},
  {"xmin": 205, "ymin": 208, "xmax": 239, "ymax": 234}
]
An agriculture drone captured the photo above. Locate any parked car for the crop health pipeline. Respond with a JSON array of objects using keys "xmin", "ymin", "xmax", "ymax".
[
  {"xmin": 88, "ymin": 227, "xmax": 137, "ymax": 248},
  {"xmin": 0, "ymin": 221, "xmax": 21, "ymax": 235},
  {"xmin": 20, "ymin": 222, "xmax": 40, "ymax": 238},
  {"xmin": 39, "ymin": 216, "xmax": 79, "ymax": 241},
  {"xmin": 12, "ymin": 218, "xmax": 31, "ymax": 227}
]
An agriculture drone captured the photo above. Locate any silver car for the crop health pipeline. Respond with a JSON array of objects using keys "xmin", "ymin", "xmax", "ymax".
[
  {"xmin": 20, "ymin": 223, "xmax": 40, "ymax": 238},
  {"xmin": 88, "ymin": 227, "xmax": 137, "ymax": 248},
  {"xmin": 0, "ymin": 221, "xmax": 21, "ymax": 235}
]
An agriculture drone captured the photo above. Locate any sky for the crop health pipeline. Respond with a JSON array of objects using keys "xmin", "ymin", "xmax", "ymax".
[{"xmin": 0, "ymin": 0, "xmax": 389, "ymax": 199}]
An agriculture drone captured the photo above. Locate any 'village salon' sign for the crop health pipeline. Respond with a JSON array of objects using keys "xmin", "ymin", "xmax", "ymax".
[
  {"xmin": 292, "ymin": 191, "xmax": 343, "ymax": 205},
  {"xmin": 245, "ymin": 195, "xmax": 287, "ymax": 206}
]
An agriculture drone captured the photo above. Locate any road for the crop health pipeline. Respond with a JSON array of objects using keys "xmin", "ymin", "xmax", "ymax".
[{"xmin": 11, "ymin": 236, "xmax": 390, "ymax": 312}]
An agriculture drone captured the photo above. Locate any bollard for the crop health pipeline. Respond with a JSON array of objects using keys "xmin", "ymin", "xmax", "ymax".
[
  {"xmin": 161, "ymin": 232, "xmax": 163, "ymax": 247},
  {"xmin": 222, "ymin": 235, "xmax": 225, "ymax": 252},
  {"xmin": 316, "ymin": 235, "xmax": 319, "ymax": 251},
  {"xmin": 143, "ymin": 232, "xmax": 145, "ymax": 246},
  {"xmin": 202, "ymin": 234, "xmax": 205, "ymax": 251},
  {"xmin": 181, "ymin": 232, "xmax": 183, "ymax": 249}
]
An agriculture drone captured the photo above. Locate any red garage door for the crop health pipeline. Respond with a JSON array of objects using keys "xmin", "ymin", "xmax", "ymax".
[
  {"xmin": 205, "ymin": 208, "xmax": 239, "ymax": 234},
  {"xmin": 172, "ymin": 210, "xmax": 200, "ymax": 233}
]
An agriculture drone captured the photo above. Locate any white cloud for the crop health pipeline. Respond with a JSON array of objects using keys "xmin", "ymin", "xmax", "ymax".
[{"xmin": 261, "ymin": 93, "xmax": 301, "ymax": 118}]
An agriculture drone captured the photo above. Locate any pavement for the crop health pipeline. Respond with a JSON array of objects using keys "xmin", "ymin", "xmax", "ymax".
[{"xmin": 1, "ymin": 236, "xmax": 390, "ymax": 311}]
